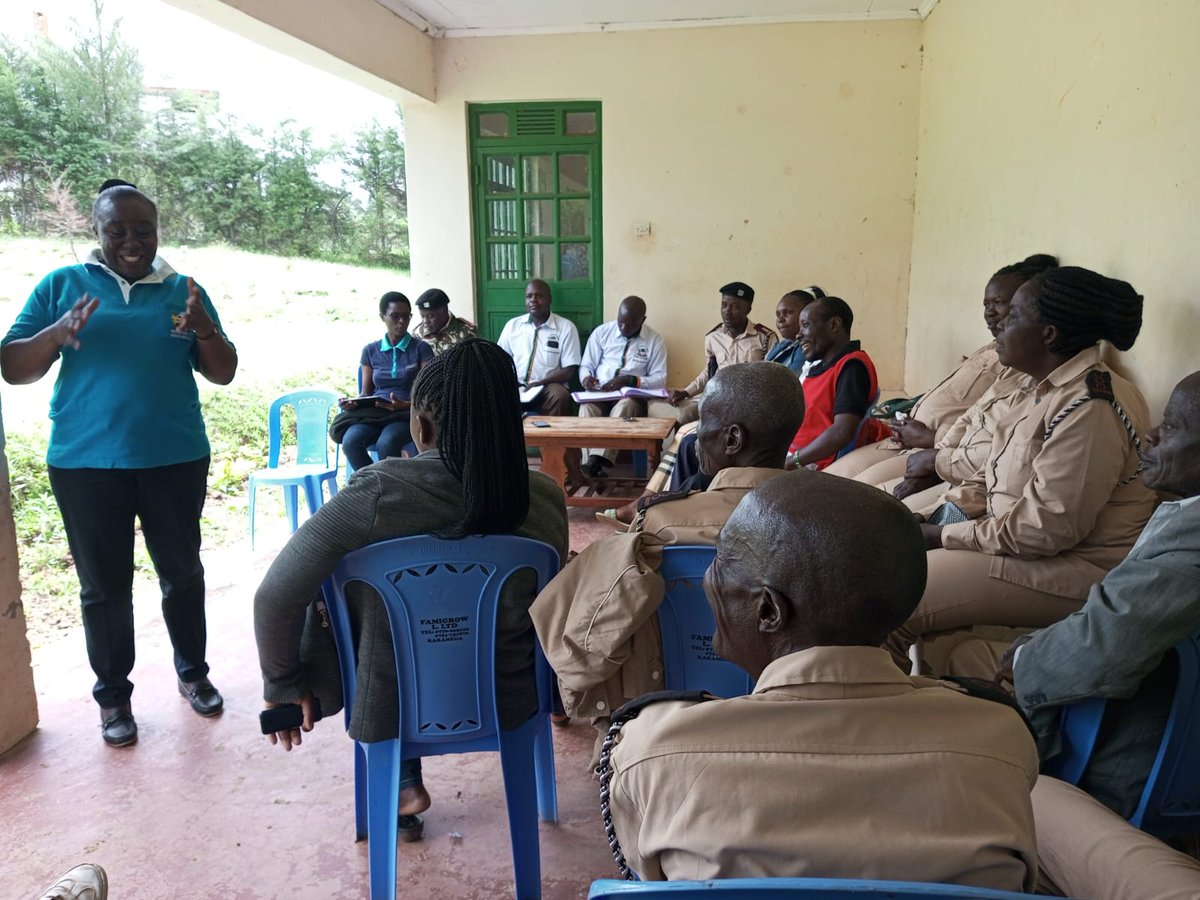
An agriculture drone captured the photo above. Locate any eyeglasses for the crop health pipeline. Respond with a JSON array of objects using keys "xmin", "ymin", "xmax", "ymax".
[{"xmin": 383, "ymin": 311, "xmax": 410, "ymax": 321}]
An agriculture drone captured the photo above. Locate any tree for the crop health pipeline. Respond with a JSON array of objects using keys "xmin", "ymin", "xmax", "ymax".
[{"xmin": 342, "ymin": 112, "xmax": 409, "ymax": 267}]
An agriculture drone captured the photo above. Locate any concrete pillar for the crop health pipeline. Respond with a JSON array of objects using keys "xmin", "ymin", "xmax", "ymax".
[{"xmin": 0, "ymin": 405, "xmax": 39, "ymax": 755}]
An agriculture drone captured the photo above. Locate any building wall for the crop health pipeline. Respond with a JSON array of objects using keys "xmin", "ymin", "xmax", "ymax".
[
  {"xmin": 907, "ymin": 0, "xmax": 1200, "ymax": 415},
  {"xmin": 405, "ymin": 22, "xmax": 922, "ymax": 388}
]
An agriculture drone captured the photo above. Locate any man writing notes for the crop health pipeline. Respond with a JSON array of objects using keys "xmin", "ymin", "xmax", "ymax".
[
  {"xmin": 576, "ymin": 295, "xmax": 668, "ymax": 478},
  {"xmin": 496, "ymin": 278, "xmax": 581, "ymax": 416}
]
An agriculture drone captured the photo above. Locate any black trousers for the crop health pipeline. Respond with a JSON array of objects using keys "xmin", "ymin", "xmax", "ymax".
[{"xmin": 49, "ymin": 457, "xmax": 211, "ymax": 708}]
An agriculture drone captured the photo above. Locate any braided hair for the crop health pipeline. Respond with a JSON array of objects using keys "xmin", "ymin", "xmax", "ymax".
[
  {"xmin": 1028, "ymin": 266, "xmax": 1143, "ymax": 355},
  {"xmin": 993, "ymin": 253, "xmax": 1058, "ymax": 281},
  {"xmin": 410, "ymin": 339, "xmax": 530, "ymax": 538}
]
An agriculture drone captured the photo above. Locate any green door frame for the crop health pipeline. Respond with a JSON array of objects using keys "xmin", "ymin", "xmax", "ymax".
[{"xmin": 469, "ymin": 101, "xmax": 603, "ymax": 346}]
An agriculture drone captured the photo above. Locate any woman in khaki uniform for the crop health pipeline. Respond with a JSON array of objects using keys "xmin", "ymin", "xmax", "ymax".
[
  {"xmin": 888, "ymin": 266, "xmax": 1156, "ymax": 670},
  {"xmin": 829, "ymin": 253, "xmax": 1058, "ymax": 483}
]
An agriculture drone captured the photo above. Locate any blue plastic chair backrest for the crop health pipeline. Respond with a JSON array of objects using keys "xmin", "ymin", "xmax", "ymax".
[
  {"xmin": 1042, "ymin": 696, "xmax": 1107, "ymax": 784},
  {"xmin": 268, "ymin": 389, "xmax": 339, "ymax": 468},
  {"xmin": 1131, "ymin": 628, "xmax": 1200, "ymax": 833},
  {"xmin": 657, "ymin": 545, "xmax": 754, "ymax": 699},
  {"xmin": 588, "ymin": 877, "xmax": 1040, "ymax": 898},
  {"xmin": 323, "ymin": 534, "xmax": 560, "ymax": 752},
  {"xmin": 835, "ymin": 388, "xmax": 882, "ymax": 460}
]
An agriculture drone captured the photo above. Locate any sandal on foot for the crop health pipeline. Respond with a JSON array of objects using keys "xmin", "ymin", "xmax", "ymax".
[{"xmin": 397, "ymin": 814, "xmax": 424, "ymax": 843}]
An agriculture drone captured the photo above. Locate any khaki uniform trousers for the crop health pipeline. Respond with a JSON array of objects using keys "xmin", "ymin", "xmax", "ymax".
[
  {"xmin": 579, "ymin": 397, "xmax": 646, "ymax": 464},
  {"xmin": 648, "ymin": 397, "xmax": 697, "ymax": 425},
  {"xmin": 824, "ymin": 441, "xmax": 903, "ymax": 480},
  {"xmin": 1033, "ymin": 776, "xmax": 1200, "ymax": 900},
  {"xmin": 887, "ymin": 548, "xmax": 1083, "ymax": 673},
  {"xmin": 877, "ymin": 477, "xmax": 946, "ymax": 513}
]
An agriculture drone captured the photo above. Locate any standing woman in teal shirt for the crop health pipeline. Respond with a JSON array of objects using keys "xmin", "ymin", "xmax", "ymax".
[{"xmin": 1, "ymin": 180, "xmax": 238, "ymax": 747}]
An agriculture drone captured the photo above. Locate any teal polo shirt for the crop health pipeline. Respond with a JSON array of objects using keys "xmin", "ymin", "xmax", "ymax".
[{"xmin": 3, "ymin": 259, "xmax": 231, "ymax": 469}]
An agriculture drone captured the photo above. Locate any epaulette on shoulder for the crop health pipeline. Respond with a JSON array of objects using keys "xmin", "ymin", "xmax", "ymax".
[
  {"xmin": 1086, "ymin": 369, "xmax": 1115, "ymax": 401},
  {"xmin": 940, "ymin": 675, "xmax": 1036, "ymax": 741},
  {"xmin": 636, "ymin": 489, "xmax": 692, "ymax": 514},
  {"xmin": 611, "ymin": 689, "xmax": 718, "ymax": 722},
  {"xmin": 705, "ymin": 323, "xmax": 722, "ymax": 335},
  {"xmin": 754, "ymin": 323, "xmax": 774, "ymax": 334}
]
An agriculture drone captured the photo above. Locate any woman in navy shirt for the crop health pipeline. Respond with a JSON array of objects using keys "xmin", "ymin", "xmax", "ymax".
[{"xmin": 340, "ymin": 291, "xmax": 434, "ymax": 470}]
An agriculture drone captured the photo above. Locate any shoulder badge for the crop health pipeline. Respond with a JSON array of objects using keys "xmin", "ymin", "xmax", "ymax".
[
  {"xmin": 940, "ymin": 675, "xmax": 1036, "ymax": 741},
  {"xmin": 754, "ymin": 323, "xmax": 775, "ymax": 351},
  {"xmin": 1086, "ymin": 369, "xmax": 1115, "ymax": 401},
  {"xmin": 636, "ymin": 489, "xmax": 692, "ymax": 514},
  {"xmin": 705, "ymin": 323, "xmax": 722, "ymax": 335}
]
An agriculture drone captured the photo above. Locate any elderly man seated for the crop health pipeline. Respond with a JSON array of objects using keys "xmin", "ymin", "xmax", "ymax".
[
  {"xmin": 576, "ymin": 295, "xmax": 668, "ymax": 478},
  {"xmin": 603, "ymin": 471, "xmax": 1038, "ymax": 889},
  {"xmin": 533, "ymin": 362, "xmax": 804, "ymax": 760},
  {"xmin": 958, "ymin": 370, "xmax": 1200, "ymax": 819}
]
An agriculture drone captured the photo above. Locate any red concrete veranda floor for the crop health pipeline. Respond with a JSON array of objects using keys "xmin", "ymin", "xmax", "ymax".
[{"xmin": 1, "ymin": 499, "xmax": 621, "ymax": 900}]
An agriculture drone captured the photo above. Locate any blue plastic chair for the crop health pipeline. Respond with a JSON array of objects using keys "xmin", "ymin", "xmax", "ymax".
[
  {"xmin": 588, "ymin": 878, "xmax": 1044, "ymax": 898},
  {"xmin": 321, "ymin": 534, "xmax": 561, "ymax": 900},
  {"xmin": 657, "ymin": 545, "xmax": 754, "ymax": 698},
  {"xmin": 248, "ymin": 389, "xmax": 340, "ymax": 547},
  {"xmin": 1045, "ymin": 629, "xmax": 1200, "ymax": 836}
]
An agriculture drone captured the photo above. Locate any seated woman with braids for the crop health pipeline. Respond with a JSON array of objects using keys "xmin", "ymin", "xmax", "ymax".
[
  {"xmin": 886, "ymin": 267, "xmax": 1157, "ymax": 673},
  {"xmin": 253, "ymin": 339, "xmax": 568, "ymax": 841}
]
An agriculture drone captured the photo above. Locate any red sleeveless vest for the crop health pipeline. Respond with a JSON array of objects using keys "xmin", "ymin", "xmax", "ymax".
[{"xmin": 789, "ymin": 349, "xmax": 884, "ymax": 469}]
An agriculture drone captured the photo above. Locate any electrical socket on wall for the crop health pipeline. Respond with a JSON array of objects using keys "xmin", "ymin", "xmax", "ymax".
[{"xmin": 633, "ymin": 221, "xmax": 652, "ymax": 238}]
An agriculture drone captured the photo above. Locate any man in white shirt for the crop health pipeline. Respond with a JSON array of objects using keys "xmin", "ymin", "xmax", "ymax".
[
  {"xmin": 496, "ymin": 279, "xmax": 582, "ymax": 417},
  {"xmin": 577, "ymin": 295, "xmax": 669, "ymax": 476}
]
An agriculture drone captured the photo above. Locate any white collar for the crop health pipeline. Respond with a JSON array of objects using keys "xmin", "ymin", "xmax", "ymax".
[{"xmin": 87, "ymin": 249, "xmax": 177, "ymax": 302}]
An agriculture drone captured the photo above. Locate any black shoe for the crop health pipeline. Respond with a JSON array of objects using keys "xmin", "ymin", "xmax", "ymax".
[
  {"xmin": 584, "ymin": 454, "xmax": 611, "ymax": 478},
  {"xmin": 178, "ymin": 677, "xmax": 224, "ymax": 717},
  {"xmin": 100, "ymin": 705, "xmax": 138, "ymax": 747}
]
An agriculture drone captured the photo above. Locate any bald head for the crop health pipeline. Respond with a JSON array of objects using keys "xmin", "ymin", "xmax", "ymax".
[
  {"xmin": 705, "ymin": 471, "xmax": 927, "ymax": 676},
  {"xmin": 696, "ymin": 362, "xmax": 805, "ymax": 473}
]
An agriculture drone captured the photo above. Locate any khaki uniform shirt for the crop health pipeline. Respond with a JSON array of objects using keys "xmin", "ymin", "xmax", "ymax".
[
  {"xmin": 531, "ymin": 467, "xmax": 783, "ymax": 718},
  {"xmin": 932, "ymin": 367, "xmax": 1026, "ymax": 485},
  {"xmin": 413, "ymin": 314, "xmax": 478, "ymax": 356},
  {"xmin": 609, "ymin": 646, "xmax": 1038, "ymax": 889},
  {"xmin": 929, "ymin": 346, "xmax": 1156, "ymax": 599},
  {"xmin": 682, "ymin": 321, "xmax": 778, "ymax": 397}
]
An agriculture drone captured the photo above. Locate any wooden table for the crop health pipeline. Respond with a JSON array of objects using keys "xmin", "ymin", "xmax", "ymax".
[{"xmin": 523, "ymin": 417, "xmax": 676, "ymax": 507}]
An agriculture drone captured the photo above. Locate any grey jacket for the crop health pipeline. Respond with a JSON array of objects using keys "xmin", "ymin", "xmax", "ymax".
[
  {"xmin": 1015, "ymin": 496, "xmax": 1200, "ymax": 816},
  {"xmin": 253, "ymin": 451, "xmax": 568, "ymax": 742}
]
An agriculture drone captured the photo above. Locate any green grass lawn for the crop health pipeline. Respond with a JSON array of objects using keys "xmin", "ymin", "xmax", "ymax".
[{"xmin": 0, "ymin": 236, "xmax": 413, "ymax": 648}]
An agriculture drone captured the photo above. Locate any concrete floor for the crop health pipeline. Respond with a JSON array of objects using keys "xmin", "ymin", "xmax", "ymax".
[{"xmin": 1, "ymin": 501, "xmax": 620, "ymax": 900}]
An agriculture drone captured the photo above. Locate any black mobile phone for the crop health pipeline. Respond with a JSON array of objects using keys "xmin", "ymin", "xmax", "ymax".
[
  {"xmin": 259, "ymin": 698, "xmax": 323, "ymax": 734},
  {"xmin": 531, "ymin": 420, "xmax": 551, "ymax": 428}
]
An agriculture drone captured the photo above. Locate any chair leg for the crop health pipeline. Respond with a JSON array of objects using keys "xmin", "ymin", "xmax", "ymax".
[
  {"xmin": 498, "ymin": 717, "xmax": 543, "ymax": 899},
  {"xmin": 248, "ymin": 478, "xmax": 258, "ymax": 550},
  {"xmin": 362, "ymin": 740, "xmax": 401, "ymax": 900},
  {"xmin": 533, "ymin": 715, "xmax": 558, "ymax": 823},
  {"xmin": 326, "ymin": 471, "xmax": 339, "ymax": 499},
  {"xmin": 284, "ymin": 485, "xmax": 300, "ymax": 533},
  {"xmin": 301, "ymin": 476, "xmax": 322, "ymax": 519},
  {"xmin": 354, "ymin": 741, "xmax": 368, "ymax": 841}
]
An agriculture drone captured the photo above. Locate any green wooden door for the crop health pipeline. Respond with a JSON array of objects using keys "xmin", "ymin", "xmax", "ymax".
[{"xmin": 470, "ymin": 102, "xmax": 602, "ymax": 345}]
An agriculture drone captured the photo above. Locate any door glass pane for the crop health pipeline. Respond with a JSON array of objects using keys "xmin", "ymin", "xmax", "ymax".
[
  {"xmin": 524, "ymin": 199, "xmax": 553, "ymax": 237},
  {"xmin": 522, "ymin": 156, "xmax": 554, "ymax": 194},
  {"xmin": 565, "ymin": 111, "xmax": 597, "ymax": 135},
  {"xmin": 559, "ymin": 154, "xmax": 589, "ymax": 194},
  {"xmin": 489, "ymin": 244, "xmax": 520, "ymax": 280},
  {"xmin": 487, "ymin": 200, "xmax": 517, "ymax": 237},
  {"xmin": 561, "ymin": 243, "xmax": 589, "ymax": 280},
  {"xmin": 486, "ymin": 157, "xmax": 517, "ymax": 194},
  {"xmin": 526, "ymin": 243, "xmax": 555, "ymax": 280},
  {"xmin": 478, "ymin": 112, "xmax": 509, "ymax": 137},
  {"xmin": 559, "ymin": 199, "xmax": 590, "ymax": 237}
]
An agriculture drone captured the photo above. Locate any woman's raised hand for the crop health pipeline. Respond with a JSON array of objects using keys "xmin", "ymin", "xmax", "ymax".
[
  {"xmin": 55, "ymin": 294, "xmax": 100, "ymax": 350},
  {"xmin": 175, "ymin": 277, "xmax": 217, "ymax": 339}
]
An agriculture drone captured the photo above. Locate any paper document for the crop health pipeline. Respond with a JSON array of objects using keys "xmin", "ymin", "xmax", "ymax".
[
  {"xmin": 518, "ymin": 385, "xmax": 545, "ymax": 405},
  {"xmin": 571, "ymin": 386, "xmax": 670, "ymax": 403}
]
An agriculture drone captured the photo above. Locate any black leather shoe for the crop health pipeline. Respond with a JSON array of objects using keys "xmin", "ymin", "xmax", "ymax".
[
  {"xmin": 100, "ymin": 705, "xmax": 137, "ymax": 747},
  {"xmin": 178, "ymin": 677, "xmax": 224, "ymax": 717}
]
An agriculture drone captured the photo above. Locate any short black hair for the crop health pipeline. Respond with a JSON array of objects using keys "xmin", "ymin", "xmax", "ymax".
[
  {"xmin": 92, "ymin": 179, "xmax": 157, "ymax": 224},
  {"xmin": 811, "ymin": 296, "xmax": 854, "ymax": 333},
  {"xmin": 379, "ymin": 291, "xmax": 410, "ymax": 317}
]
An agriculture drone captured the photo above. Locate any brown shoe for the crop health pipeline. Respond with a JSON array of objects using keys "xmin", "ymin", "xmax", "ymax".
[
  {"xmin": 178, "ymin": 677, "xmax": 224, "ymax": 717},
  {"xmin": 99, "ymin": 705, "xmax": 137, "ymax": 747},
  {"xmin": 39, "ymin": 863, "xmax": 108, "ymax": 900}
]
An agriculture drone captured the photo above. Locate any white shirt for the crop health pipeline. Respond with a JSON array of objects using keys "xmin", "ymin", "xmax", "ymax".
[
  {"xmin": 579, "ymin": 320, "xmax": 668, "ymax": 390},
  {"xmin": 497, "ymin": 311, "xmax": 582, "ymax": 385}
]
